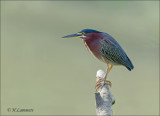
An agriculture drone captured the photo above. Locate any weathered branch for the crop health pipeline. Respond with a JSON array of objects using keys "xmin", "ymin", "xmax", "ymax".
[{"xmin": 95, "ymin": 70, "xmax": 115, "ymax": 116}]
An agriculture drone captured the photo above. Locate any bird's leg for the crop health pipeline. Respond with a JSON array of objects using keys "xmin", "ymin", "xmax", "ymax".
[
  {"xmin": 95, "ymin": 65, "xmax": 113, "ymax": 92},
  {"xmin": 104, "ymin": 65, "xmax": 113, "ymax": 87}
]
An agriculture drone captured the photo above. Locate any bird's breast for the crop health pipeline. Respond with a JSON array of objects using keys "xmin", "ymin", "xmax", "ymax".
[
  {"xmin": 84, "ymin": 38, "xmax": 102, "ymax": 61},
  {"xmin": 82, "ymin": 33, "xmax": 111, "ymax": 64}
]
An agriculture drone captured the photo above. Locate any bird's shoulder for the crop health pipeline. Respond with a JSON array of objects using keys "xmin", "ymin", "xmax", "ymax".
[{"xmin": 100, "ymin": 32, "xmax": 121, "ymax": 49}]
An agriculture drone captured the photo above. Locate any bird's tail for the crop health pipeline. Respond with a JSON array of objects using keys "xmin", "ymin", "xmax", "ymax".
[{"xmin": 125, "ymin": 56, "xmax": 134, "ymax": 71}]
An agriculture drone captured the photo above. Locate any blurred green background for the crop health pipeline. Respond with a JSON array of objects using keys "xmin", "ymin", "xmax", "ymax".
[{"xmin": 1, "ymin": 1, "xmax": 159, "ymax": 115}]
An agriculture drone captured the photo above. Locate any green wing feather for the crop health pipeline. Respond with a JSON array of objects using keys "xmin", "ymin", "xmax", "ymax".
[{"xmin": 100, "ymin": 38, "xmax": 134, "ymax": 70}]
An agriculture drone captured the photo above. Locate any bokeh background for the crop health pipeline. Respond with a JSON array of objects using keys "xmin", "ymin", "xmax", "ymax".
[{"xmin": 1, "ymin": 1, "xmax": 159, "ymax": 115}]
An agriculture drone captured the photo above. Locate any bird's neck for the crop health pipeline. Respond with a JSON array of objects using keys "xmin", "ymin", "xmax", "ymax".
[{"xmin": 81, "ymin": 33, "xmax": 102, "ymax": 60}]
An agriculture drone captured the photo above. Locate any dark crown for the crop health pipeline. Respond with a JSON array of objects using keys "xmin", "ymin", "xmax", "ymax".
[{"xmin": 79, "ymin": 29, "xmax": 101, "ymax": 34}]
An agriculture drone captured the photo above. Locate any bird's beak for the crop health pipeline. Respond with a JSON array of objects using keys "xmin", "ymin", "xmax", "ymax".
[{"xmin": 62, "ymin": 33, "xmax": 82, "ymax": 38}]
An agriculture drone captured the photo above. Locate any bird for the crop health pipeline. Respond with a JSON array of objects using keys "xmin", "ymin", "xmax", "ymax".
[{"xmin": 62, "ymin": 29, "xmax": 134, "ymax": 91}]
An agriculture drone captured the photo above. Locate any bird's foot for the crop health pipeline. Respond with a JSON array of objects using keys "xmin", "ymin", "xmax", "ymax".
[
  {"xmin": 105, "ymin": 80, "xmax": 112, "ymax": 87},
  {"xmin": 95, "ymin": 76, "xmax": 112, "ymax": 92}
]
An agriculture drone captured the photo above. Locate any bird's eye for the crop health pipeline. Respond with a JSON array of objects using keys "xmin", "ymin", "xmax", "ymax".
[{"xmin": 82, "ymin": 32, "xmax": 85, "ymax": 35}]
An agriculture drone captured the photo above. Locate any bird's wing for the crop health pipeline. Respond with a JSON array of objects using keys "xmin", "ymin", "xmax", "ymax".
[{"xmin": 100, "ymin": 37, "xmax": 133, "ymax": 70}]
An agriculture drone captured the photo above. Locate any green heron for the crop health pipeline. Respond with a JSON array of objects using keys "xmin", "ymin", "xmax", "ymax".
[{"xmin": 62, "ymin": 29, "xmax": 134, "ymax": 91}]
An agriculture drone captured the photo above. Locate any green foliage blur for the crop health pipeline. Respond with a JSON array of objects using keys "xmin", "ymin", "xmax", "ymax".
[{"xmin": 1, "ymin": 1, "xmax": 159, "ymax": 115}]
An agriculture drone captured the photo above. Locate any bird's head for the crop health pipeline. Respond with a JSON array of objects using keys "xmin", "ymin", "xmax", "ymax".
[{"xmin": 62, "ymin": 29, "xmax": 101, "ymax": 40}]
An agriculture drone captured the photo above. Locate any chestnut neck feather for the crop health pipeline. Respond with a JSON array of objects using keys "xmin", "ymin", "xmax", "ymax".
[{"xmin": 81, "ymin": 33, "xmax": 103, "ymax": 60}]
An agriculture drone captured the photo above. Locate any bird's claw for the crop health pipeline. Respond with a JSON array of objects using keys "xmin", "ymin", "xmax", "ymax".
[
  {"xmin": 95, "ymin": 76, "xmax": 112, "ymax": 92},
  {"xmin": 105, "ymin": 80, "xmax": 112, "ymax": 87}
]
